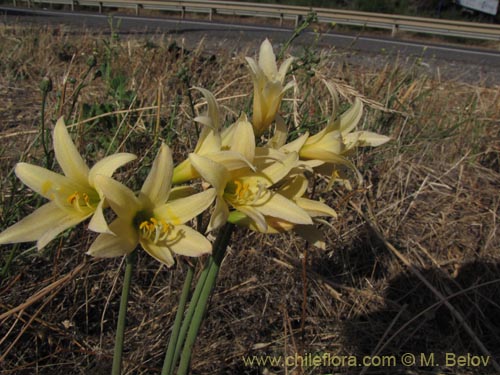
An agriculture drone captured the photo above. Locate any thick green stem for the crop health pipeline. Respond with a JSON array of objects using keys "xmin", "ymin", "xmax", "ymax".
[
  {"xmin": 161, "ymin": 264, "xmax": 195, "ymax": 375},
  {"xmin": 111, "ymin": 251, "xmax": 136, "ymax": 375},
  {"xmin": 167, "ymin": 257, "xmax": 213, "ymax": 375},
  {"xmin": 176, "ymin": 223, "xmax": 234, "ymax": 375}
]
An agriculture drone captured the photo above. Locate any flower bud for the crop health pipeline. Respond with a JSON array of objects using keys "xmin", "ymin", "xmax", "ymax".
[{"xmin": 40, "ymin": 76, "xmax": 53, "ymax": 93}]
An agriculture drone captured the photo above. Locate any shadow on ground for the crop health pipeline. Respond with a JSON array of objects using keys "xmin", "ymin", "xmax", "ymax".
[{"xmin": 341, "ymin": 260, "xmax": 500, "ymax": 374}]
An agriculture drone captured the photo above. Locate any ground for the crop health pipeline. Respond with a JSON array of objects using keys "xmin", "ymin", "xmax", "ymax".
[{"xmin": 0, "ymin": 17, "xmax": 499, "ymax": 375}]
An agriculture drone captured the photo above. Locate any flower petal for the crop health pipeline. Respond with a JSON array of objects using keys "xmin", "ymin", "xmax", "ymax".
[
  {"xmin": 296, "ymin": 197, "xmax": 338, "ymax": 218},
  {"xmin": 88, "ymin": 153, "xmax": 136, "ymax": 191},
  {"xmin": 194, "ymin": 126, "xmax": 221, "ymax": 154},
  {"xmin": 87, "ymin": 219, "xmax": 138, "ymax": 257},
  {"xmin": 15, "ymin": 163, "xmax": 82, "ymax": 201},
  {"xmin": 172, "ymin": 159, "xmax": 199, "ymax": 185},
  {"xmin": 258, "ymin": 39, "xmax": 278, "ymax": 79},
  {"xmin": 0, "ymin": 201, "xmax": 86, "ymax": 249},
  {"xmin": 344, "ymin": 131, "xmax": 391, "ymax": 149},
  {"xmin": 154, "ymin": 189, "xmax": 216, "ymax": 225},
  {"xmin": 193, "ymin": 115, "xmax": 213, "ymax": 129},
  {"xmin": 256, "ymin": 193, "xmax": 312, "ymax": 225},
  {"xmin": 338, "ymin": 98, "xmax": 363, "ymax": 135},
  {"xmin": 207, "ymin": 198, "xmax": 230, "ymax": 232},
  {"xmin": 95, "ymin": 175, "xmax": 141, "ymax": 221},
  {"xmin": 259, "ymin": 151, "xmax": 298, "ymax": 187},
  {"xmin": 236, "ymin": 205, "xmax": 267, "ymax": 232},
  {"xmin": 300, "ymin": 136, "xmax": 344, "ymax": 161},
  {"xmin": 208, "ymin": 151, "xmax": 255, "ymax": 171},
  {"xmin": 193, "ymin": 87, "xmax": 220, "ymax": 130},
  {"xmin": 277, "ymin": 174, "xmax": 308, "ymax": 199},
  {"xmin": 53, "ymin": 117, "xmax": 89, "ymax": 186},
  {"xmin": 141, "ymin": 143, "xmax": 173, "ymax": 205},
  {"xmin": 189, "ymin": 153, "xmax": 230, "ymax": 195},
  {"xmin": 88, "ymin": 200, "xmax": 112, "ymax": 234},
  {"xmin": 267, "ymin": 115, "xmax": 288, "ymax": 149},
  {"xmin": 140, "ymin": 240, "xmax": 175, "ymax": 267},
  {"xmin": 278, "ymin": 57, "xmax": 294, "ymax": 84},
  {"xmin": 281, "ymin": 132, "xmax": 309, "ymax": 154},
  {"xmin": 245, "ymin": 57, "xmax": 261, "ymax": 81},
  {"xmin": 223, "ymin": 114, "xmax": 255, "ymax": 162},
  {"xmin": 167, "ymin": 225, "xmax": 212, "ymax": 257},
  {"xmin": 169, "ymin": 186, "xmax": 198, "ymax": 200}
]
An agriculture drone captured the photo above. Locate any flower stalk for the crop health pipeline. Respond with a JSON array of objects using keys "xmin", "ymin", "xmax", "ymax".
[
  {"xmin": 161, "ymin": 263, "xmax": 195, "ymax": 375},
  {"xmin": 111, "ymin": 250, "xmax": 136, "ymax": 375},
  {"xmin": 176, "ymin": 223, "xmax": 235, "ymax": 375}
]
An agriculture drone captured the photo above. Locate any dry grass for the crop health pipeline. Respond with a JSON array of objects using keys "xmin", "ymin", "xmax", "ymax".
[{"xmin": 0, "ymin": 22, "xmax": 499, "ymax": 375}]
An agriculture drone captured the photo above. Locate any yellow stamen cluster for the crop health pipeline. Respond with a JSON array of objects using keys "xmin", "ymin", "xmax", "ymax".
[
  {"xmin": 66, "ymin": 191, "xmax": 93, "ymax": 212},
  {"xmin": 234, "ymin": 180, "xmax": 250, "ymax": 200},
  {"xmin": 226, "ymin": 180, "xmax": 266, "ymax": 206},
  {"xmin": 139, "ymin": 217, "xmax": 172, "ymax": 244}
]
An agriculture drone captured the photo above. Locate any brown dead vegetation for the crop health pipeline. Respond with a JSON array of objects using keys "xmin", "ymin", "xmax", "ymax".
[{"xmin": 0, "ymin": 22, "xmax": 499, "ymax": 375}]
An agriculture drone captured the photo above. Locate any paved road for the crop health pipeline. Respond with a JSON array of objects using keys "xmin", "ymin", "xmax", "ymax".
[{"xmin": 1, "ymin": 6, "xmax": 499, "ymax": 85}]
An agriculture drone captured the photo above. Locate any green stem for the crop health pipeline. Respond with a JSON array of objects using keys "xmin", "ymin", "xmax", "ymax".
[
  {"xmin": 167, "ymin": 257, "xmax": 214, "ymax": 375},
  {"xmin": 161, "ymin": 264, "xmax": 195, "ymax": 375},
  {"xmin": 278, "ymin": 12, "xmax": 318, "ymax": 60},
  {"xmin": 176, "ymin": 223, "xmax": 234, "ymax": 375},
  {"xmin": 111, "ymin": 251, "xmax": 136, "ymax": 375}
]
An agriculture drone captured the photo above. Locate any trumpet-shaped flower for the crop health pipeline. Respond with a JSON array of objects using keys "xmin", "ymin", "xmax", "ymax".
[
  {"xmin": 88, "ymin": 143, "xmax": 216, "ymax": 267},
  {"xmin": 246, "ymin": 39, "xmax": 294, "ymax": 136},
  {"xmin": 0, "ymin": 117, "xmax": 136, "ymax": 250}
]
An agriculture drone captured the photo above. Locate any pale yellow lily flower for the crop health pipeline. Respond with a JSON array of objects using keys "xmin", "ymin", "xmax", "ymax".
[
  {"xmin": 0, "ymin": 117, "xmax": 136, "ymax": 250},
  {"xmin": 300, "ymin": 82, "xmax": 390, "ymax": 161},
  {"xmin": 263, "ymin": 83, "xmax": 390, "ymax": 186},
  {"xmin": 172, "ymin": 88, "xmax": 252, "ymax": 184},
  {"xmin": 298, "ymin": 97, "xmax": 362, "ymax": 175},
  {"xmin": 227, "ymin": 173, "xmax": 337, "ymax": 249},
  {"xmin": 246, "ymin": 39, "xmax": 294, "ymax": 136},
  {"xmin": 189, "ymin": 151, "xmax": 312, "ymax": 233},
  {"xmin": 87, "ymin": 143, "xmax": 216, "ymax": 267}
]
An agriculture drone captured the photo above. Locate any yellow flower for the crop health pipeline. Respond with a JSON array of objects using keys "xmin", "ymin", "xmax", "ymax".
[
  {"xmin": 227, "ymin": 173, "xmax": 337, "ymax": 249},
  {"xmin": 189, "ymin": 150, "xmax": 312, "ymax": 233},
  {"xmin": 172, "ymin": 88, "xmax": 253, "ymax": 184},
  {"xmin": 264, "ymin": 82, "xmax": 391, "ymax": 186},
  {"xmin": 246, "ymin": 39, "xmax": 294, "ymax": 136},
  {"xmin": 0, "ymin": 117, "xmax": 136, "ymax": 249},
  {"xmin": 87, "ymin": 143, "xmax": 216, "ymax": 267},
  {"xmin": 300, "ymin": 82, "xmax": 391, "ymax": 161}
]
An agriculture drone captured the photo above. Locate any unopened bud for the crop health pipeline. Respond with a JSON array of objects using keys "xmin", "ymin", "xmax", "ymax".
[{"xmin": 40, "ymin": 76, "xmax": 53, "ymax": 93}]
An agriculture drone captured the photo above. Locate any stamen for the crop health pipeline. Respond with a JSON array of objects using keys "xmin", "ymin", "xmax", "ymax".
[
  {"xmin": 251, "ymin": 182, "xmax": 266, "ymax": 205},
  {"xmin": 82, "ymin": 193, "xmax": 92, "ymax": 208},
  {"xmin": 66, "ymin": 191, "xmax": 95, "ymax": 212},
  {"xmin": 139, "ymin": 217, "xmax": 173, "ymax": 244},
  {"xmin": 67, "ymin": 192, "xmax": 79, "ymax": 205},
  {"xmin": 226, "ymin": 179, "xmax": 266, "ymax": 206}
]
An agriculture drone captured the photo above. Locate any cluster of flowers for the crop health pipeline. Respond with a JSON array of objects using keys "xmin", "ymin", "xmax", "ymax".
[{"xmin": 0, "ymin": 40, "xmax": 390, "ymax": 266}]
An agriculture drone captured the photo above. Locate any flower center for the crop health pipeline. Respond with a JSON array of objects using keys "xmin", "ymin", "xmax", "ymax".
[
  {"xmin": 66, "ymin": 191, "xmax": 94, "ymax": 212},
  {"xmin": 138, "ymin": 217, "xmax": 174, "ymax": 244},
  {"xmin": 224, "ymin": 179, "xmax": 266, "ymax": 206}
]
